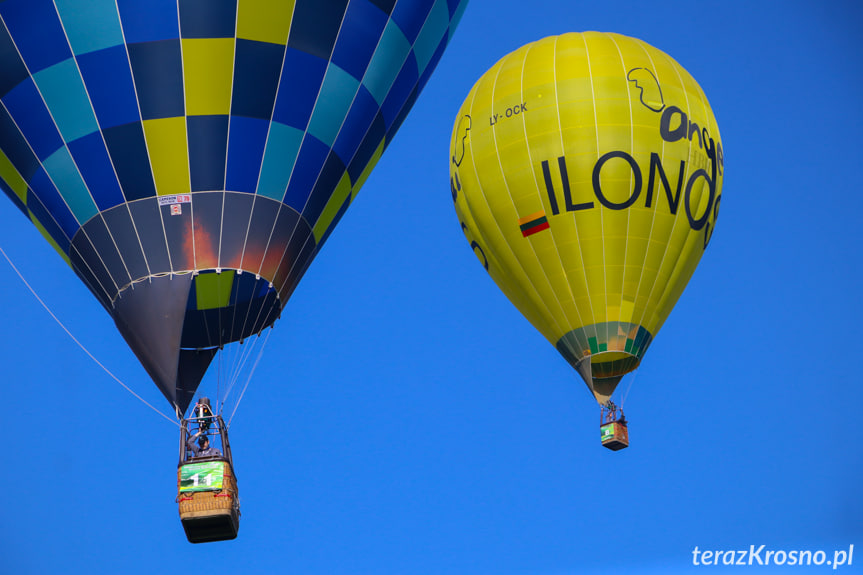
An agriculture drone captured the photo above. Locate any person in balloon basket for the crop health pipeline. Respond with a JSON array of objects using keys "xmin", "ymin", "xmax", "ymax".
[{"xmin": 187, "ymin": 430, "xmax": 222, "ymax": 459}]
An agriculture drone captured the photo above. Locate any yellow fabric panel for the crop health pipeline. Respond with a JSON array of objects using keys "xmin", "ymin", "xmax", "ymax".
[
  {"xmin": 0, "ymin": 150, "xmax": 27, "ymax": 203},
  {"xmin": 237, "ymin": 0, "xmax": 295, "ymax": 45},
  {"xmin": 450, "ymin": 31, "xmax": 723, "ymax": 379},
  {"xmin": 30, "ymin": 210, "xmax": 71, "ymax": 266},
  {"xmin": 466, "ymin": 75, "xmax": 568, "ymax": 341},
  {"xmin": 503, "ymin": 43, "xmax": 577, "ymax": 339},
  {"xmin": 351, "ymin": 138, "xmax": 384, "ymax": 199},
  {"xmin": 195, "ymin": 270, "xmax": 235, "ymax": 310},
  {"xmin": 313, "ymin": 172, "xmax": 352, "ymax": 242},
  {"xmin": 456, "ymin": 97, "xmax": 558, "ymax": 339},
  {"xmin": 143, "ymin": 117, "xmax": 191, "ymax": 196},
  {"xmin": 183, "ymin": 38, "xmax": 235, "ymax": 116}
]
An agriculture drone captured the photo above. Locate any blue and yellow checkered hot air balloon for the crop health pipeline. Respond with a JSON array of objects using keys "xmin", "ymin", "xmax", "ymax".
[{"xmin": 0, "ymin": 0, "xmax": 468, "ymax": 415}]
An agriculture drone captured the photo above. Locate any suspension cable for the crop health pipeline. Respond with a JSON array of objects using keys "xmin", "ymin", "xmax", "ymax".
[
  {"xmin": 0, "ymin": 244, "xmax": 179, "ymax": 426},
  {"xmin": 227, "ymin": 326, "xmax": 272, "ymax": 428},
  {"xmin": 620, "ymin": 367, "xmax": 638, "ymax": 409},
  {"xmin": 224, "ymin": 332, "xmax": 261, "ymax": 401}
]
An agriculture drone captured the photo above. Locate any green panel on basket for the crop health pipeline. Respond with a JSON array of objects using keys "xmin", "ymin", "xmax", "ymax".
[{"xmin": 179, "ymin": 461, "xmax": 224, "ymax": 493}]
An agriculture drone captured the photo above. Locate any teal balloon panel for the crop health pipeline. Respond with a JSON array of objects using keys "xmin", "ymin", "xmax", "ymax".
[{"xmin": 0, "ymin": 0, "xmax": 468, "ymax": 414}]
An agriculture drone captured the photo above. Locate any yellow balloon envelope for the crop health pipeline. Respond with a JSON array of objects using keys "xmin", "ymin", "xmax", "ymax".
[{"xmin": 449, "ymin": 32, "xmax": 723, "ymax": 404}]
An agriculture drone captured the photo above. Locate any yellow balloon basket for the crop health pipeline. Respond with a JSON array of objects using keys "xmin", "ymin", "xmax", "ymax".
[{"xmin": 600, "ymin": 420, "xmax": 630, "ymax": 451}]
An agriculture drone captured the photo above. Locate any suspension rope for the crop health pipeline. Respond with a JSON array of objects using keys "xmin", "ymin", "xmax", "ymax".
[
  {"xmin": 620, "ymin": 367, "xmax": 638, "ymax": 409},
  {"xmin": 216, "ymin": 338, "xmax": 222, "ymax": 417},
  {"xmin": 0, "ymin": 244, "xmax": 179, "ymax": 427},
  {"xmin": 223, "ymin": 339, "xmax": 247, "ymax": 401},
  {"xmin": 227, "ymin": 326, "xmax": 272, "ymax": 428},
  {"xmin": 227, "ymin": 333, "xmax": 262, "ymax": 398}
]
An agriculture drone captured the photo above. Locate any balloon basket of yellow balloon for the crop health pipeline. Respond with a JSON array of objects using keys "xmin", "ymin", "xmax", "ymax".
[
  {"xmin": 600, "ymin": 420, "xmax": 630, "ymax": 451},
  {"xmin": 600, "ymin": 403, "xmax": 629, "ymax": 451}
]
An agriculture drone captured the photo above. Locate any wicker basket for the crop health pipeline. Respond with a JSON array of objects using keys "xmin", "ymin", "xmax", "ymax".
[
  {"xmin": 600, "ymin": 421, "xmax": 629, "ymax": 451},
  {"xmin": 177, "ymin": 460, "xmax": 240, "ymax": 542}
]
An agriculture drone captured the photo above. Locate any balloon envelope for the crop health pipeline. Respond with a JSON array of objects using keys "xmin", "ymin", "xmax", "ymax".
[
  {"xmin": 449, "ymin": 32, "xmax": 722, "ymax": 404},
  {"xmin": 0, "ymin": 0, "xmax": 468, "ymax": 414}
]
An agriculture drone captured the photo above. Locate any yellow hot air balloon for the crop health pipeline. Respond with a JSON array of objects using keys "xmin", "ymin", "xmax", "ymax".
[{"xmin": 449, "ymin": 32, "xmax": 722, "ymax": 410}]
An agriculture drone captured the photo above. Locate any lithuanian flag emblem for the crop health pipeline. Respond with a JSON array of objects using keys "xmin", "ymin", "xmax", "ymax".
[{"xmin": 518, "ymin": 210, "xmax": 550, "ymax": 237}]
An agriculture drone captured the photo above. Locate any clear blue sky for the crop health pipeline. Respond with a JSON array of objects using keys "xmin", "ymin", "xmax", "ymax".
[{"xmin": 1, "ymin": 1, "xmax": 861, "ymax": 574}]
